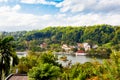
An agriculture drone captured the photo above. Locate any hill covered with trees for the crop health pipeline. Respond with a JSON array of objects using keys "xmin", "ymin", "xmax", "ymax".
[{"xmin": 1, "ymin": 24, "xmax": 120, "ymax": 51}]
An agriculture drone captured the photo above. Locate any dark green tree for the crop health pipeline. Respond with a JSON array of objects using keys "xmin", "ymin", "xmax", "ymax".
[
  {"xmin": 39, "ymin": 52, "xmax": 62, "ymax": 67},
  {"xmin": 28, "ymin": 63, "xmax": 61, "ymax": 80},
  {"xmin": 0, "ymin": 36, "xmax": 18, "ymax": 80}
]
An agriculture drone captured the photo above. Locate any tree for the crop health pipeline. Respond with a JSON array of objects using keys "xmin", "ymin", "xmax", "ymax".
[
  {"xmin": 39, "ymin": 52, "xmax": 62, "ymax": 67},
  {"xmin": 16, "ymin": 55, "xmax": 38, "ymax": 74},
  {"xmin": 28, "ymin": 63, "xmax": 61, "ymax": 80},
  {"xmin": 0, "ymin": 36, "xmax": 18, "ymax": 80},
  {"xmin": 28, "ymin": 52, "xmax": 62, "ymax": 80}
]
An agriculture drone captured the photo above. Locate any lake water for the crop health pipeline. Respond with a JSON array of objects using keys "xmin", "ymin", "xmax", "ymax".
[
  {"xmin": 57, "ymin": 54, "xmax": 103, "ymax": 66},
  {"xmin": 16, "ymin": 52, "xmax": 103, "ymax": 66}
]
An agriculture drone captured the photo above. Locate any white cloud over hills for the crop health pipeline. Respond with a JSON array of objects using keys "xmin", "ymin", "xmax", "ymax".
[{"xmin": 0, "ymin": 0, "xmax": 120, "ymax": 31}]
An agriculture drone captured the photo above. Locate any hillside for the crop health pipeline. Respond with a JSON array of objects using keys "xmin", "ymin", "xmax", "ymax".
[{"xmin": 1, "ymin": 24, "xmax": 120, "ymax": 51}]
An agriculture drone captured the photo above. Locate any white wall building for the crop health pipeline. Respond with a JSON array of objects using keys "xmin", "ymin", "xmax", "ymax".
[
  {"xmin": 83, "ymin": 43, "xmax": 91, "ymax": 51},
  {"xmin": 16, "ymin": 52, "xmax": 27, "ymax": 58}
]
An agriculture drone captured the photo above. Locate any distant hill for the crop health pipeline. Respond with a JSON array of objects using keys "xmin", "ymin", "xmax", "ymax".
[{"xmin": 1, "ymin": 24, "xmax": 120, "ymax": 51}]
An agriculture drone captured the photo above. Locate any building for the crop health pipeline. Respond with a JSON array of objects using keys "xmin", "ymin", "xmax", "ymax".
[
  {"xmin": 83, "ymin": 43, "xmax": 91, "ymax": 51},
  {"xmin": 61, "ymin": 44, "xmax": 71, "ymax": 51},
  {"xmin": 16, "ymin": 52, "xmax": 27, "ymax": 58},
  {"xmin": 77, "ymin": 43, "xmax": 84, "ymax": 48},
  {"xmin": 40, "ymin": 43, "xmax": 47, "ymax": 48},
  {"xmin": 75, "ymin": 50, "xmax": 86, "ymax": 56}
]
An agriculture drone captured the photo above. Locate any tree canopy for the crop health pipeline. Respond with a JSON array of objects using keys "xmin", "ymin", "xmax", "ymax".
[{"xmin": 0, "ymin": 36, "xmax": 18, "ymax": 80}]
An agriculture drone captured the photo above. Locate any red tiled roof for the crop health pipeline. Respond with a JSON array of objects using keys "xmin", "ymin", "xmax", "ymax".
[
  {"xmin": 76, "ymin": 50, "xmax": 85, "ymax": 53},
  {"xmin": 6, "ymin": 74, "xmax": 28, "ymax": 80}
]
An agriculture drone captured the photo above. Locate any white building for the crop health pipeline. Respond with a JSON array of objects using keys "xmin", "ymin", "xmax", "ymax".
[
  {"xmin": 16, "ymin": 52, "xmax": 27, "ymax": 58},
  {"xmin": 62, "ymin": 44, "xmax": 71, "ymax": 51},
  {"xmin": 83, "ymin": 43, "xmax": 91, "ymax": 51}
]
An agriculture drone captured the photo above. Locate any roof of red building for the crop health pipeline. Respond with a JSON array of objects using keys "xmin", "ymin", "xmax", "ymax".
[
  {"xmin": 76, "ymin": 50, "xmax": 85, "ymax": 53},
  {"xmin": 6, "ymin": 74, "xmax": 28, "ymax": 80}
]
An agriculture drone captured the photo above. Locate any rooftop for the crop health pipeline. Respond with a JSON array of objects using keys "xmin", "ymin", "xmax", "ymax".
[
  {"xmin": 76, "ymin": 50, "xmax": 85, "ymax": 53},
  {"xmin": 6, "ymin": 74, "xmax": 28, "ymax": 80}
]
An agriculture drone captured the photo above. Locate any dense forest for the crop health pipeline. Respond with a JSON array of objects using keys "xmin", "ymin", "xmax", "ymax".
[{"xmin": 1, "ymin": 24, "xmax": 120, "ymax": 52}]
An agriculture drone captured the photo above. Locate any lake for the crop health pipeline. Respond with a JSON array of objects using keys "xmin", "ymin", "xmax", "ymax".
[
  {"xmin": 16, "ymin": 52, "xmax": 103, "ymax": 66},
  {"xmin": 57, "ymin": 54, "xmax": 103, "ymax": 66}
]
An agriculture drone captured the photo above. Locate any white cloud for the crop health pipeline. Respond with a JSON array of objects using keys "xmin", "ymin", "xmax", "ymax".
[
  {"xmin": 0, "ymin": 0, "xmax": 8, "ymax": 2},
  {"xmin": 12, "ymin": 5, "xmax": 21, "ymax": 11},
  {"xmin": 56, "ymin": 0, "xmax": 96, "ymax": 12},
  {"xmin": 56, "ymin": 0, "xmax": 120, "ymax": 13},
  {"xmin": 0, "ymin": 4, "xmax": 21, "ymax": 12},
  {"xmin": 0, "ymin": 3, "xmax": 120, "ymax": 31},
  {"xmin": 20, "ymin": 0, "xmax": 56, "ymax": 5},
  {"xmin": 1, "ymin": 10, "xmax": 120, "ymax": 31},
  {"xmin": 20, "ymin": 0, "xmax": 36, "ymax": 4}
]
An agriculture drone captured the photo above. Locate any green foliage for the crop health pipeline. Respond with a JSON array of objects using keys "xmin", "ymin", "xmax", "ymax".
[
  {"xmin": 98, "ymin": 51, "xmax": 120, "ymax": 80},
  {"xmin": 82, "ymin": 25, "xmax": 114, "ymax": 44},
  {"xmin": 71, "ymin": 47, "xmax": 78, "ymax": 52},
  {"xmin": 16, "ymin": 56, "xmax": 37, "ymax": 74},
  {"xmin": 27, "ymin": 52, "xmax": 62, "ymax": 80},
  {"xmin": 16, "ymin": 51, "xmax": 41, "ymax": 74},
  {"xmin": 0, "ymin": 36, "xmax": 18, "ymax": 79},
  {"xmin": 28, "ymin": 63, "xmax": 61, "ymax": 80},
  {"xmin": 39, "ymin": 52, "xmax": 62, "ymax": 67},
  {"xmin": 88, "ymin": 46, "xmax": 112, "ymax": 58}
]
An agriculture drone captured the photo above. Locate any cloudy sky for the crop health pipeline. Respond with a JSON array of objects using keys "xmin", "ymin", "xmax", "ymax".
[{"xmin": 0, "ymin": 0, "xmax": 120, "ymax": 31}]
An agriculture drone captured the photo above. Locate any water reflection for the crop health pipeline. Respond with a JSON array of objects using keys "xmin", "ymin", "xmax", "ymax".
[{"xmin": 57, "ymin": 54, "xmax": 102, "ymax": 66}]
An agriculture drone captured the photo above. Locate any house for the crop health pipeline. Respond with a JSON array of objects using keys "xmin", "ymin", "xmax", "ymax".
[
  {"xmin": 61, "ymin": 44, "xmax": 71, "ymax": 51},
  {"xmin": 83, "ymin": 43, "xmax": 91, "ymax": 51},
  {"xmin": 75, "ymin": 50, "xmax": 86, "ymax": 56},
  {"xmin": 77, "ymin": 43, "xmax": 84, "ymax": 48},
  {"xmin": 40, "ymin": 43, "xmax": 47, "ymax": 48},
  {"xmin": 5, "ymin": 74, "xmax": 28, "ymax": 80},
  {"xmin": 16, "ymin": 52, "xmax": 27, "ymax": 58},
  {"xmin": 62, "ymin": 44, "xmax": 68, "ymax": 49}
]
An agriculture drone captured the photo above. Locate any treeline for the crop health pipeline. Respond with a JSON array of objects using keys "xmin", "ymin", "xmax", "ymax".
[{"xmin": 1, "ymin": 24, "xmax": 120, "ymax": 51}]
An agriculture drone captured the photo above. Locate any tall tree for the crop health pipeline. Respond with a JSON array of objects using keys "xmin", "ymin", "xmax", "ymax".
[
  {"xmin": 0, "ymin": 36, "xmax": 18, "ymax": 80},
  {"xmin": 28, "ymin": 63, "xmax": 61, "ymax": 80}
]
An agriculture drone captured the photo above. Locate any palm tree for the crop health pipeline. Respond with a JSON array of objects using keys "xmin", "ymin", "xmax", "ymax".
[{"xmin": 0, "ymin": 36, "xmax": 18, "ymax": 80}]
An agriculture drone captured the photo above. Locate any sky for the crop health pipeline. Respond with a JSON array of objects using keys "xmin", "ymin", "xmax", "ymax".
[{"xmin": 0, "ymin": 0, "xmax": 120, "ymax": 31}]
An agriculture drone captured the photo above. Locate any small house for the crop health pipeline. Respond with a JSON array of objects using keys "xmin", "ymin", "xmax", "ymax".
[
  {"xmin": 62, "ymin": 44, "xmax": 71, "ymax": 51},
  {"xmin": 83, "ymin": 43, "xmax": 91, "ymax": 51}
]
